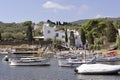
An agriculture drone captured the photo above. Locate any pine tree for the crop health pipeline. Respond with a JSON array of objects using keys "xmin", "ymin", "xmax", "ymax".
[
  {"xmin": 80, "ymin": 28, "xmax": 86, "ymax": 46},
  {"xmin": 23, "ymin": 21, "xmax": 33, "ymax": 44},
  {"xmin": 27, "ymin": 26, "xmax": 33, "ymax": 44},
  {"xmin": 65, "ymin": 28, "xmax": 68, "ymax": 43},
  {"xmin": 69, "ymin": 31, "xmax": 75, "ymax": 47},
  {"xmin": 0, "ymin": 33, "xmax": 1, "ymax": 41}
]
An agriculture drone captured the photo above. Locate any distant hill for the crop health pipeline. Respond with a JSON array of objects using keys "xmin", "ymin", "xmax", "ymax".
[
  {"xmin": 107, "ymin": 17, "xmax": 120, "ymax": 21},
  {"xmin": 71, "ymin": 19, "xmax": 89, "ymax": 25},
  {"xmin": 72, "ymin": 17, "xmax": 120, "ymax": 25}
]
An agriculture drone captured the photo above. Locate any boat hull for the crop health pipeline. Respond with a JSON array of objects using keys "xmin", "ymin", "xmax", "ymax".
[
  {"xmin": 58, "ymin": 60, "xmax": 84, "ymax": 67},
  {"xmin": 75, "ymin": 70, "xmax": 119, "ymax": 75},
  {"xmin": 10, "ymin": 58, "xmax": 50, "ymax": 66},
  {"xmin": 58, "ymin": 57, "xmax": 95, "ymax": 67},
  {"xmin": 96, "ymin": 57, "xmax": 120, "ymax": 62},
  {"xmin": 10, "ymin": 61, "xmax": 50, "ymax": 66},
  {"xmin": 75, "ymin": 64, "xmax": 120, "ymax": 75}
]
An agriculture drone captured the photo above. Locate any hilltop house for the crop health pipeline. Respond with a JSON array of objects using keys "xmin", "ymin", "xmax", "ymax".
[
  {"xmin": 118, "ymin": 29, "xmax": 120, "ymax": 35},
  {"xmin": 42, "ymin": 23, "xmax": 82, "ymax": 48}
]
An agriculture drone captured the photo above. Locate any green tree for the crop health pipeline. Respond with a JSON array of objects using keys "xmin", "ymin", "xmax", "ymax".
[
  {"xmin": 69, "ymin": 31, "xmax": 75, "ymax": 47},
  {"xmin": 83, "ymin": 20, "xmax": 98, "ymax": 31},
  {"xmin": 0, "ymin": 33, "xmax": 1, "ymax": 41},
  {"xmin": 27, "ymin": 25, "xmax": 33, "ymax": 44},
  {"xmin": 106, "ymin": 21, "xmax": 117, "ymax": 42},
  {"xmin": 80, "ymin": 28, "xmax": 86, "ymax": 46},
  {"xmin": 97, "ymin": 22, "xmax": 106, "ymax": 37},
  {"xmin": 116, "ymin": 35, "xmax": 120, "ymax": 49},
  {"xmin": 87, "ymin": 32, "xmax": 94, "ymax": 45},
  {"xmin": 114, "ymin": 20, "xmax": 120, "ymax": 30},
  {"xmin": 23, "ymin": 21, "xmax": 33, "ymax": 44},
  {"xmin": 2, "ymin": 32, "xmax": 13, "ymax": 41},
  {"xmin": 65, "ymin": 28, "xmax": 68, "ymax": 43},
  {"xmin": 13, "ymin": 32, "xmax": 25, "ymax": 42}
]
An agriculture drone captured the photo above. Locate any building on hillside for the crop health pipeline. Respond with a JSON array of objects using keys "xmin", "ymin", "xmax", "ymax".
[
  {"xmin": 42, "ymin": 23, "xmax": 82, "ymax": 48},
  {"xmin": 34, "ymin": 24, "xmax": 40, "ymax": 30},
  {"xmin": 118, "ymin": 29, "xmax": 120, "ymax": 35}
]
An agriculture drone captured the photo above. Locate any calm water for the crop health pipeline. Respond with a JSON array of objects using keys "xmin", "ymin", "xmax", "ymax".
[{"xmin": 0, "ymin": 55, "xmax": 120, "ymax": 80}]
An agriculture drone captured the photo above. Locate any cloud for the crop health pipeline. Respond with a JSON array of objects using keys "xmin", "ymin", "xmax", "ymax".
[
  {"xmin": 95, "ymin": 14, "xmax": 112, "ymax": 18},
  {"xmin": 95, "ymin": 14, "xmax": 102, "ymax": 18},
  {"xmin": 80, "ymin": 5, "xmax": 89, "ymax": 11},
  {"xmin": 42, "ymin": 1, "xmax": 74, "ymax": 10},
  {"xmin": 77, "ymin": 4, "xmax": 89, "ymax": 14}
]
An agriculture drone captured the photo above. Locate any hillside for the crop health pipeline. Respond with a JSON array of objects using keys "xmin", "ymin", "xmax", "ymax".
[
  {"xmin": 72, "ymin": 17, "xmax": 120, "ymax": 25},
  {"xmin": 72, "ymin": 19, "xmax": 89, "ymax": 25}
]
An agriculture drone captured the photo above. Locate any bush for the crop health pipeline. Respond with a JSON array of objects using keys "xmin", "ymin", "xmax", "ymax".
[
  {"xmin": 95, "ymin": 44, "xmax": 102, "ymax": 50},
  {"xmin": 89, "ymin": 44, "xmax": 94, "ymax": 50},
  {"xmin": 116, "ymin": 36, "xmax": 120, "ymax": 49},
  {"xmin": 90, "ymin": 44, "xmax": 102, "ymax": 50}
]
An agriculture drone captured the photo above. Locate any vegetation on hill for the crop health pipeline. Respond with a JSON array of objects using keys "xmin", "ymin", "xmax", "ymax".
[
  {"xmin": 72, "ymin": 19, "xmax": 89, "ymax": 25},
  {"xmin": 72, "ymin": 17, "xmax": 120, "ymax": 25},
  {"xmin": 0, "ymin": 17, "xmax": 120, "ymax": 50},
  {"xmin": 0, "ymin": 22, "xmax": 27, "ymax": 43},
  {"xmin": 81, "ymin": 18, "xmax": 120, "ymax": 50}
]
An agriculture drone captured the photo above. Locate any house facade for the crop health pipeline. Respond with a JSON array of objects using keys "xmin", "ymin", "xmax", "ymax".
[
  {"xmin": 43, "ymin": 23, "xmax": 82, "ymax": 48},
  {"xmin": 118, "ymin": 29, "xmax": 120, "ymax": 35}
]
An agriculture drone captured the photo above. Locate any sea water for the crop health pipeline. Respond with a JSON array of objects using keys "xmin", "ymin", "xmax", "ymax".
[{"xmin": 0, "ymin": 55, "xmax": 120, "ymax": 80}]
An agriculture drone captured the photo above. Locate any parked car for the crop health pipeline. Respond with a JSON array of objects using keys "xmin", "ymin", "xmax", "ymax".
[{"xmin": 56, "ymin": 45, "xmax": 69, "ymax": 50}]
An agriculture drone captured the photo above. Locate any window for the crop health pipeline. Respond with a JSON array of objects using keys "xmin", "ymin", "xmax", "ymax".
[
  {"xmin": 75, "ymin": 36, "xmax": 77, "ymax": 39},
  {"xmin": 56, "ymin": 33, "xmax": 59, "ymax": 37},
  {"xmin": 48, "ymin": 30, "xmax": 50, "ymax": 33},
  {"xmin": 62, "ymin": 35, "xmax": 65, "ymax": 38}
]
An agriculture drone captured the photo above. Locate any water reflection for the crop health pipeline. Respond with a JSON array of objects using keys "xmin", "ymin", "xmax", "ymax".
[
  {"xmin": 76, "ymin": 74, "xmax": 120, "ymax": 80},
  {"xmin": 0, "ymin": 54, "xmax": 120, "ymax": 80},
  {"xmin": 0, "ymin": 55, "xmax": 78, "ymax": 80}
]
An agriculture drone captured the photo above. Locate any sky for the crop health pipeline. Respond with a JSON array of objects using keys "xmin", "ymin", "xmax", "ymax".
[{"xmin": 0, "ymin": 0, "xmax": 120, "ymax": 23}]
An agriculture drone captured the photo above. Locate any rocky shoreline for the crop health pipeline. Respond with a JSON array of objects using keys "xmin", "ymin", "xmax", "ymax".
[
  {"xmin": 0, "ymin": 44, "xmax": 120, "ymax": 57},
  {"xmin": 0, "ymin": 44, "xmax": 38, "ymax": 52}
]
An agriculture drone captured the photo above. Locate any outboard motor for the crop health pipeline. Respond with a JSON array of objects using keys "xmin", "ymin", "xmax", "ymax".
[
  {"xmin": 2, "ymin": 55, "xmax": 9, "ymax": 61},
  {"xmin": 74, "ymin": 68, "xmax": 78, "ymax": 73}
]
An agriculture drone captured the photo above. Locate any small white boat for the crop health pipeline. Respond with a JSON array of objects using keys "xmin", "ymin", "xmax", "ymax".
[
  {"xmin": 9, "ymin": 57, "xmax": 50, "ymax": 66},
  {"xmin": 74, "ymin": 63, "xmax": 120, "ymax": 74},
  {"xmin": 0, "ymin": 51, "xmax": 9, "ymax": 54},
  {"xmin": 58, "ymin": 60, "xmax": 85, "ymax": 67},
  {"xmin": 58, "ymin": 57, "xmax": 95, "ymax": 67}
]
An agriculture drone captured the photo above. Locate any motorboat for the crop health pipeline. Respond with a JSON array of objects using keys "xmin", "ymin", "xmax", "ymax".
[
  {"xmin": 95, "ymin": 56, "xmax": 120, "ymax": 62},
  {"xmin": 58, "ymin": 59, "xmax": 85, "ymax": 67},
  {"xmin": 74, "ymin": 63, "xmax": 120, "ymax": 74},
  {"xmin": 9, "ymin": 57, "xmax": 50, "ymax": 66},
  {"xmin": 2, "ymin": 55, "xmax": 33, "ymax": 62},
  {"xmin": 93, "ymin": 51, "xmax": 120, "ymax": 62},
  {"xmin": 0, "ymin": 51, "xmax": 9, "ymax": 54},
  {"xmin": 57, "ymin": 51, "xmax": 96, "ymax": 67},
  {"xmin": 58, "ymin": 57, "xmax": 96, "ymax": 67},
  {"xmin": 56, "ymin": 51, "xmax": 83, "ymax": 60}
]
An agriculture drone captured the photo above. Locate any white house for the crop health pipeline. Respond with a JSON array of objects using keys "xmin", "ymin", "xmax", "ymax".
[
  {"xmin": 118, "ymin": 29, "xmax": 120, "ymax": 35},
  {"xmin": 43, "ymin": 23, "xmax": 82, "ymax": 48},
  {"xmin": 43, "ymin": 23, "xmax": 55, "ymax": 40},
  {"xmin": 34, "ymin": 24, "xmax": 40, "ymax": 30}
]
